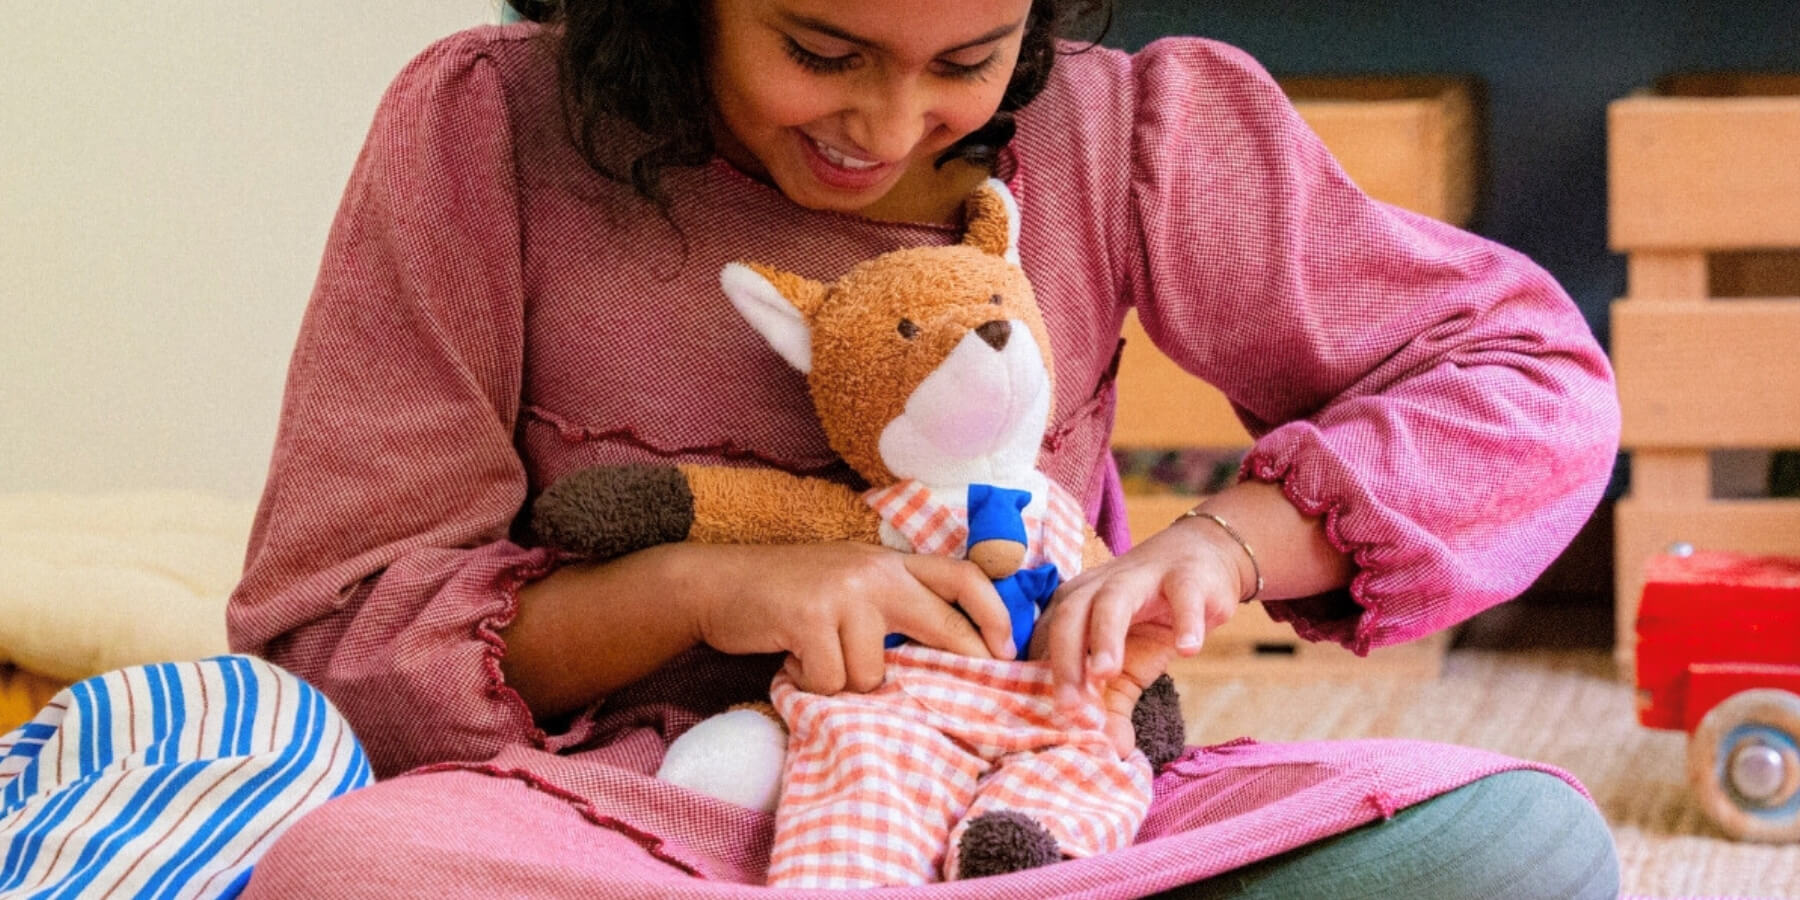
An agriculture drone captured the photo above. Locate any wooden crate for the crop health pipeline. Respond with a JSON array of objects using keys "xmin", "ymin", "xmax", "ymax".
[
  {"xmin": 1280, "ymin": 75, "xmax": 1480, "ymax": 228},
  {"xmin": 1609, "ymin": 73, "xmax": 1800, "ymax": 674},
  {"xmin": 1113, "ymin": 76, "xmax": 1480, "ymax": 679}
]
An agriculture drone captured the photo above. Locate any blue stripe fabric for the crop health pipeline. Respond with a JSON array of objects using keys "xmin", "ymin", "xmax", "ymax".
[
  {"xmin": 215, "ymin": 661, "xmax": 239, "ymax": 761},
  {"xmin": 140, "ymin": 688, "xmax": 323, "ymax": 898},
  {"xmin": 0, "ymin": 657, "xmax": 370, "ymax": 898},
  {"xmin": 162, "ymin": 663, "xmax": 188, "ymax": 767},
  {"xmin": 145, "ymin": 664, "xmax": 169, "ymax": 767}
]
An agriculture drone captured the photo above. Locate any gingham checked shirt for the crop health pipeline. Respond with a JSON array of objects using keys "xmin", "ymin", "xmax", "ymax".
[{"xmin": 863, "ymin": 479, "xmax": 1087, "ymax": 580}]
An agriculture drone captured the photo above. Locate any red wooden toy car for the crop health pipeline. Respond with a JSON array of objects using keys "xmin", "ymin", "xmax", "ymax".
[{"xmin": 1636, "ymin": 547, "xmax": 1800, "ymax": 842}]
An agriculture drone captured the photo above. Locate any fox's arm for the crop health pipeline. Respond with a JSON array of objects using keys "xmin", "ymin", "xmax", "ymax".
[
  {"xmin": 531, "ymin": 463, "xmax": 881, "ymax": 561},
  {"xmin": 681, "ymin": 464, "xmax": 882, "ymax": 546}
]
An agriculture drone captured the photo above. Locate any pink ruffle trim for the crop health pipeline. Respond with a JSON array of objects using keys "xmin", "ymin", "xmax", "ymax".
[{"xmin": 1239, "ymin": 450, "xmax": 1387, "ymax": 656}]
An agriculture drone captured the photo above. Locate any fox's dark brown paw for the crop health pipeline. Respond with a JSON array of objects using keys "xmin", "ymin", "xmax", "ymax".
[
  {"xmin": 1132, "ymin": 672, "xmax": 1187, "ymax": 771},
  {"xmin": 531, "ymin": 464, "xmax": 694, "ymax": 560},
  {"xmin": 956, "ymin": 810, "xmax": 1060, "ymax": 879}
]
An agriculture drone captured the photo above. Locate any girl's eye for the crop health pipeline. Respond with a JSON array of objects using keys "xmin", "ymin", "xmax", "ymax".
[
  {"xmin": 784, "ymin": 37, "xmax": 858, "ymax": 75},
  {"xmin": 935, "ymin": 51, "xmax": 1001, "ymax": 81},
  {"xmin": 897, "ymin": 319, "xmax": 920, "ymax": 340}
]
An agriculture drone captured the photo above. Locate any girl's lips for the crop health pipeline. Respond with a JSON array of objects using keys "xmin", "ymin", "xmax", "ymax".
[{"xmin": 796, "ymin": 131, "xmax": 895, "ymax": 192}]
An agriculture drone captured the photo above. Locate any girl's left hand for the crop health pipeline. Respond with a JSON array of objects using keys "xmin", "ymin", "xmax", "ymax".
[{"xmin": 1029, "ymin": 515, "xmax": 1252, "ymax": 757}]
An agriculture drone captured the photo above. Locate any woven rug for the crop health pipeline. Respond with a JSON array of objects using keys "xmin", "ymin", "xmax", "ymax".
[{"xmin": 1176, "ymin": 648, "xmax": 1799, "ymax": 898}]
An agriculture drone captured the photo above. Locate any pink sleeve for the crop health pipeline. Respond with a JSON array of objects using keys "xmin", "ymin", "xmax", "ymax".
[
  {"xmin": 1124, "ymin": 39, "xmax": 1621, "ymax": 652},
  {"xmin": 227, "ymin": 33, "xmax": 576, "ymax": 777}
]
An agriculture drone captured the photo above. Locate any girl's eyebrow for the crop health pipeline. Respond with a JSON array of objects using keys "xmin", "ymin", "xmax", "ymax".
[{"xmin": 778, "ymin": 13, "xmax": 1025, "ymax": 55}]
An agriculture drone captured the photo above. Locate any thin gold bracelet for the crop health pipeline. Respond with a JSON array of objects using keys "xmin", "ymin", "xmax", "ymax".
[{"xmin": 1173, "ymin": 509, "xmax": 1264, "ymax": 604}]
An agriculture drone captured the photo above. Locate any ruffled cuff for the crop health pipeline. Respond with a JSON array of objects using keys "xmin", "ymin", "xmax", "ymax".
[
  {"xmin": 476, "ymin": 548, "xmax": 607, "ymax": 754},
  {"xmin": 1238, "ymin": 436, "xmax": 1437, "ymax": 656}
]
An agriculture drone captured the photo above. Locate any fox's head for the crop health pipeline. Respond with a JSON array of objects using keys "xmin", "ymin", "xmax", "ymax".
[{"xmin": 721, "ymin": 181, "xmax": 1053, "ymax": 489}]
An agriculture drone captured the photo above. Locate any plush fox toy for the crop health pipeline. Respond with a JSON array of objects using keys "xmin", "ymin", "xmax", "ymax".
[{"xmin": 531, "ymin": 181, "xmax": 1184, "ymax": 887}]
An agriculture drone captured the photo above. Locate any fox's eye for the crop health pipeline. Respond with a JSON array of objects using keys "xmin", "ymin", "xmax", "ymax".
[
  {"xmin": 989, "ymin": 294, "xmax": 1003, "ymax": 306},
  {"xmin": 897, "ymin": 319, "xmax": 919, "ymax": 340}
]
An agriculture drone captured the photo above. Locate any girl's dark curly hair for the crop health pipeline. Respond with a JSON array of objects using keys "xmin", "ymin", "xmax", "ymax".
[{"xmin": 508, "ymin": 1, "xmax": 1110, "ymax": 208}]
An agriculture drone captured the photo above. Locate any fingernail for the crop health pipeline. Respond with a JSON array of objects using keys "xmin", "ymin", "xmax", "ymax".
[
  {"xmin": 1177, "ymin": 632, "xmax": 1203, "ymax": 653},
  {"xmin": 1002, "ymin": 643, "xmax": 1018, "ymax": 661},
  {"xmin": 1089, "ymin": 651, "xmax": 1115, "ymax": 674}
]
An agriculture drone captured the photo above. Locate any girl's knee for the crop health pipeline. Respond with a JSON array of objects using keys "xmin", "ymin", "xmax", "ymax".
[
  {"xmin": 1477, "ymin": 770, "xmax": 1619, "ymax": 898},
  {"xmin": 1373, "ymin": 769, "xmax": 1620, "ymax": 900},
  {"xmin": 1158, "ymin": 769, "xmax": 1619, "ymax": 900}
]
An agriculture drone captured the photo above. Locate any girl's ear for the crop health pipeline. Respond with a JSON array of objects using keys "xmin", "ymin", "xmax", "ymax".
[
  {"xmin": 720, "ymin": 262, "xmax": 822, "ymax": 374},
  {"xmin": 960, "ymin": 178, "xmax": 1022, "ymax": 265}
]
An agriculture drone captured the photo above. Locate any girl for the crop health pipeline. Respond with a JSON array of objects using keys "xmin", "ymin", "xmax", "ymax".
[{"xmin": 223, "ymin": 0, "xmax": 1621, "ymax": 895}]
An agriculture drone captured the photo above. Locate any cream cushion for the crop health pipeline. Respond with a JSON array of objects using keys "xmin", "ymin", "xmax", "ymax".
[{"xmin": 0, "ymin": 491, "xmax": 252, "ymax": 682}]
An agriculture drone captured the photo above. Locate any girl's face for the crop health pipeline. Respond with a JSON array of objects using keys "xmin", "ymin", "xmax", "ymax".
[{"xmin": 709, "ymin": 0, "xmax": 1032, "ymax": 213}]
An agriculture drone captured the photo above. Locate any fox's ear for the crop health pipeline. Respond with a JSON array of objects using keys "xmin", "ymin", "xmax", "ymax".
[
  {"xmin": 961, "ymin": 178, "xmax": 1021, "ymax": 265},
  {"xmin": 720, "ymin": 262, "xmax": 821, "ymax": 374}
]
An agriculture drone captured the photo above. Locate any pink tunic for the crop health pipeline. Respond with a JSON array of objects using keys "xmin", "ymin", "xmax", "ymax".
[{"xmin": 228, "ymin": 21, "xmax": 1620, "ymax": 893}]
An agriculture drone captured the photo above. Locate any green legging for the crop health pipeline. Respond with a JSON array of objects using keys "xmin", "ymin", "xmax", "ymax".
[{"xmin": 1158, "ymin": 770, "xmax": 1620, "ymax": 899}]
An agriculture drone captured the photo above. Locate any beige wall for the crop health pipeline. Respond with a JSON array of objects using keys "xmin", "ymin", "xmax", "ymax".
[{"xmin": 3, "ymin": 3, "xmax": 499, "ymax": 499}]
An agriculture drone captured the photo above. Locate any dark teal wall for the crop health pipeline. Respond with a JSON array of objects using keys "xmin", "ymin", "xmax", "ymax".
[{"xmin": 1104, "ymin": 1, "xmax": 1800, "ymax": 348}]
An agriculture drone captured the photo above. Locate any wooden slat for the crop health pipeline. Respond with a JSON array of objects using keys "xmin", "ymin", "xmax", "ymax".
[
  {"xmin": 1283, "ymin": 75, "xmax": 1479, "ymax": 227},
  {"xmin": 1292, "ymin": 101, "xmax": 1460, "ymax": 224},
  {"xmin": 1626, "ymin": 252, "xmax": 1709, "ymax": 301},
  {"xmin": 1609, "ymin": 95, "xmax": 1800, "ymax": 250},
  {"xmin": 1613, "ymin": 498, "xmax": 1800, "ymax": 673},
  {"xmin": 1208, "ymin": 603, "xmax": 1306, "ymax": 646},
  {"xmin": 1657, "ymin": 72, "xmax": 1800, "ymax": 98},
  {"xmin": 1629, "ymin": 452, "xmax": 1711, "ymax": 503},
  {"xmin": 1613, "ymin": 300, "xmax": 1800, "ymax": 447},
  {"xmin": 1112, "ymin": 312, "xmax": 1253, "ymax": 450}
]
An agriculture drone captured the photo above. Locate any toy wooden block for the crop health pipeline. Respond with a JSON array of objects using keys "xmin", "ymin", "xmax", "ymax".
[{"xmin": 1609, "ymin": 72, "xmax": 1800, "ymax": 674}]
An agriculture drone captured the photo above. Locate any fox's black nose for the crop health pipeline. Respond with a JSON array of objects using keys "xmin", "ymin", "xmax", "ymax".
[{"xmin": 976, "ymin": 320, "xmax": 1011, "ymax": 351}]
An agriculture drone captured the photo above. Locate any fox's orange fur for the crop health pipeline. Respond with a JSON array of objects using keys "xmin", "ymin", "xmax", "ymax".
[{"xmin": 690, "ymin": 183, "xmax": 1107, "ymax": 564}]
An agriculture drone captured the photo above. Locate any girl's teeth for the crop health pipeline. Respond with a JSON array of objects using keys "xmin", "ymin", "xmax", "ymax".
[{"xmin": 813, "ymin": 138, "xmax": 879, "ymax": 170}]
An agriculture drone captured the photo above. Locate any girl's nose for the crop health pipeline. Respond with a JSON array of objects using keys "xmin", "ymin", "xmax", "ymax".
[{"xmin": 845, "ymin": 80, "xmax": 933, "ymax": 163}]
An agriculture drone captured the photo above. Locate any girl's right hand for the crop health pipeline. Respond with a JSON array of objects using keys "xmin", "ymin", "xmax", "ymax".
[{"xmin": 676, "ymin": 542, "xmax": 1014, "ymax": 695}]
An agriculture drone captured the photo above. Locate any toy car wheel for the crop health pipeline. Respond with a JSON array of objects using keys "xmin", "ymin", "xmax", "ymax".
[{"xmin": 1687, "ymin": 689, "xmax": 1800, "ymax": 842}]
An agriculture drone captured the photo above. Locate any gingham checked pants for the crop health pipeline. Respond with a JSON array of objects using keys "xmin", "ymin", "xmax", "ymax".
[{"xmin": 766, "ymin": 644, "xmax": 1154, "ymax": 889}]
